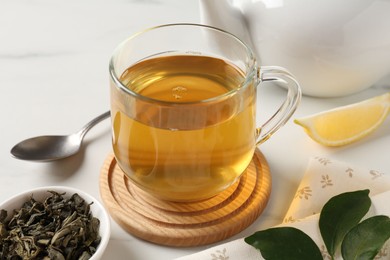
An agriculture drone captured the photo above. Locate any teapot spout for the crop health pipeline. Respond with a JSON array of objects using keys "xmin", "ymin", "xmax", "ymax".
[{"xmin": 199, "ymin": 0, "xmax": 253, "ymax": 49}]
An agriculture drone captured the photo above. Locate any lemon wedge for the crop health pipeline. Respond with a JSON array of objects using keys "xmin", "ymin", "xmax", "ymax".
[{"xmin": 294, "ymin": 92, "xmax": 390, "ymax": 146}]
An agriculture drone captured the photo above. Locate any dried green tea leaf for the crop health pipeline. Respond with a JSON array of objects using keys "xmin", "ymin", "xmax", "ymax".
[
  {"xmin": 0, "ymin": 209, "xmax": 7, "ymax": 222},
  {"xmin": 341, "ymin": 215, "xmax": 390, "ymax": 260},
  {"xmin": 319, "ymin": 189, "xmax": 371, "ymax": 257},
  {"xmin": 0, "ymin": 191, "xmax": 101, "ymax": 259},
  {"xmin": 244, "ymin": 227, "xmax": 322, "ymax": 260},
  {"xmin": 47, "ymin": 245, "xmax": 65, "ymax": 260}
]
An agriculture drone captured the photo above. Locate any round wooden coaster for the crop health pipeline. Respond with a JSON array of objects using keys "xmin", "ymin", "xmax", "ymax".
[{"xmin": 99, "ymin": 149, "xmax": 271, "ymax": 247}]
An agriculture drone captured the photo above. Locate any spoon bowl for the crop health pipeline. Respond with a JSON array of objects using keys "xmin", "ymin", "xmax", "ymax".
[{"xmin": 11, "ymin": 111, "xmax": 110, "ymax": 162}]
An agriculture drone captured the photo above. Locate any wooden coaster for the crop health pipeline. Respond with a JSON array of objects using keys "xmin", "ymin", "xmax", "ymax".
[{"xmin": 99, "ymin": 149, "xmax": 271, "ymax": 247}]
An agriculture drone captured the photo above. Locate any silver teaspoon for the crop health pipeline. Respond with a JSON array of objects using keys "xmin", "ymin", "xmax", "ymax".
[{"xmin": 11, "ymin": 111, "xmax": 110, "ymax": 162}]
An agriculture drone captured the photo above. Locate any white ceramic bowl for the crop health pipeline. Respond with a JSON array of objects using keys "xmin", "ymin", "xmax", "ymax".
[{"xmin": 0, "ymin": 186, "xmax": 110, "ymax": 260}]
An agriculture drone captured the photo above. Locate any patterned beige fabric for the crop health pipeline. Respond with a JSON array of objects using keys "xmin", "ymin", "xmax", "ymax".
[{"xmin": 177, "ymin": 157, "xmax": 390, "ymax": 260}]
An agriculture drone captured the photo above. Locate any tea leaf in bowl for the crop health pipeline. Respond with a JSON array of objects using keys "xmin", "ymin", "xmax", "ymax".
[
  {"xmin": 0, "ymin": 191, "xmax": 101, "ymax": 259},
  {"xmin": 341, "ymin": 215, "xmax": 390, "ymax": 260},
  {"xmin": 244, "ymin": 227, "xmax": 322, "ymax": 260},
  {"xmin": 319, "ymin": 189, "xmax": 371, "ymax": 257}
]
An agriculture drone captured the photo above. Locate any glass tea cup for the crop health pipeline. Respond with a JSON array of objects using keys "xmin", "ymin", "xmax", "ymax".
[{"xmin": 109, "ymin": 24, "xmax": 301, "ymax": 202}]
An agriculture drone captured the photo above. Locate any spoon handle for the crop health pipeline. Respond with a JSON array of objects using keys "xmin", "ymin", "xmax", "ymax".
[{"xmin": 77, "ymin": 111, "xmax": 111, "ymax": 138}]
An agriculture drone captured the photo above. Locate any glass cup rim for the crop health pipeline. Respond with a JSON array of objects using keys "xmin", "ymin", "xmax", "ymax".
[{"xmin": 109, "ymin": 23, "xmax": 257, "ymax": 106}]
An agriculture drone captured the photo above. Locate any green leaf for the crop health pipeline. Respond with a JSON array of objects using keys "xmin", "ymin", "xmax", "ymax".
[
  {"xmin": 341, "ymin": 215, "xmax": 390, "ymax": 260},
  {"xmin": 244, "ymin": 227, "xmax": 322, "ymax": 260},
  {"xmin": 319, "ymin": 189, "xmax": 371, "ymax": 257}
]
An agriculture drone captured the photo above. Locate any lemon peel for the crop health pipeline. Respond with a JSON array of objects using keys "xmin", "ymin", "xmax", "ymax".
[{"xmin": 294, "ymin": 92, "xmax": 390, "ymax": 146}]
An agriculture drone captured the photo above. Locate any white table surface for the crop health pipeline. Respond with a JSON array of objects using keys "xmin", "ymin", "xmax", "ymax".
[{"xmin": 1, "ymin": 1, "xmax": 389, "ymax": 259}]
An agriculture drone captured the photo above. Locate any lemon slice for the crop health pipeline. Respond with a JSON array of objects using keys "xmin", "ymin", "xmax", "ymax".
[{"xmin": 294, "ymin": 92, "xmax": 390, "ymax": 146}]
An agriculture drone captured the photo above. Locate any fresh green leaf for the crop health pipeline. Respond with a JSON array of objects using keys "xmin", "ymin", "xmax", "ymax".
[
  {"xmin": 244, "ymin": 227, "xmax": 322, "ymax": 260},
  {"xmin": 341, "ymin": 215, "xmax": 390, "ymax": 260},
  {"xmin": 319, "ymin": 189, "xmax": 371, "ymax": 257}
]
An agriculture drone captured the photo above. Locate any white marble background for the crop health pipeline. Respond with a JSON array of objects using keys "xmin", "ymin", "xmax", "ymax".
[{"xmin": 1, "ymin": 0, "xmax": 389, "ymax": 259}]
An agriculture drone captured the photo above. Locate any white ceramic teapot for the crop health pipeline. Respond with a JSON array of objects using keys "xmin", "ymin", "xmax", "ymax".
[{"xmin": 200, "ymin": 0, "xmax": 390, "ymax": 97}]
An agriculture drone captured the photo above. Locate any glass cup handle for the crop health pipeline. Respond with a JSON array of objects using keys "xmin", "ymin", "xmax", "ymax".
[{"xmin": 256, "ymin": 66, "xmax": 302, "ymax": 145}]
